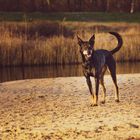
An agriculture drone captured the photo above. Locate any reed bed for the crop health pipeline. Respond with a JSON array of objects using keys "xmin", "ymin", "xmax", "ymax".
[{"xmin": 0, "ymin": 21, "xmax": 140, "ymax": 66}]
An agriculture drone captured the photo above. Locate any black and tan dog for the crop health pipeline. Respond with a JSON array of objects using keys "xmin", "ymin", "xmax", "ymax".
[{"xmin": 77, "ymin": 32, "xmax": 123, "ymax": 106}]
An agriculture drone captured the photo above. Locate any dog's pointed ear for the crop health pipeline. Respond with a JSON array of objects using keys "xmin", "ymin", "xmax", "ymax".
[
  {"xmin": 89, "ymin": 34, "xmax": 95, "ymax": 48},
  {"xmin": 77, "ymin": 35, "xmax": 83, "ymax": 46}
]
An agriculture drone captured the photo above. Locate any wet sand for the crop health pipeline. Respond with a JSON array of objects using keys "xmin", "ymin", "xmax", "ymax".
[{"xmin": 0, "ymin": 74, "xmax": 140, "ymax": 140}]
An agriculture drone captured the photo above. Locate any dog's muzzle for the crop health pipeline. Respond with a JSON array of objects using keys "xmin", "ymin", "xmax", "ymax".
[{"xmin": 83, "ymin": 50, "xmax": 92, "ymax": 59}]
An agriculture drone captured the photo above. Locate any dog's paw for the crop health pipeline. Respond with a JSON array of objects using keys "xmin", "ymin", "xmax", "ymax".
[
  {"xmin": 90, "ymin": 103, "xmax": 98, "ymax": 107},
  {"xmin": 101, "ymin": 101, "xmax": 105, "ymax": 104},
  {"xmin": 115, "ymin": 99, "xmax": 120, "ymax": 103}
]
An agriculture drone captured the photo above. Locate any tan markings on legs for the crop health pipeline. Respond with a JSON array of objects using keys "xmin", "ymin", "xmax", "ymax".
[
  {"xmin": 93, "ymin": 93, "xmax": 98, "ymax": 106},
  {"xmin": 94, "ymin": 78, "xmax": 99, "ymax": 106},
  {"xmin": 90, "ymin": 95, "xmax": 94, "ymax": 105}
]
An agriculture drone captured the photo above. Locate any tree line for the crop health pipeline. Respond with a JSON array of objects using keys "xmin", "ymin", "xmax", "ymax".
[{"xmin": 0, "ymin": 0, "xmax": 140, "ymax": 13}]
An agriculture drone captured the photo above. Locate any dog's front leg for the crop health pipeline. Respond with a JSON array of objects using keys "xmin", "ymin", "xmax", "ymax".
[{"xmin": 85, "ymin": 75, "xmax": 94, "ymax": 106}]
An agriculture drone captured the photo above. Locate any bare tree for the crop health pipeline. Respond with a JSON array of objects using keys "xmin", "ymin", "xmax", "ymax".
[
  {"xmin": 67, "ymin": 0, "xmax": 70, "ymax": 10},
  {"xmin": 106, "ymin": 0, "xmax": 110, "ymax": 12},
  {"xmin": 130, "ymin": 0, "xmax": 135, "ymax": 13},
  {"xmin": 46, "ymin": 0, "xmax": 50, "ymax": 5}
]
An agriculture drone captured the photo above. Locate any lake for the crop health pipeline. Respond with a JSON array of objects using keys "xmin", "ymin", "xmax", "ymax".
[{"xmin": 0, "ymin": 62, "xmax": 140, "ymax": 83}]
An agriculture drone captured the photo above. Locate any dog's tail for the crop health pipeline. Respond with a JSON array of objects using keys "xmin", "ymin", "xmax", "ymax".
[{"xmin": 109, "ymin": 32, "xmax": 123, "ymax": 55}]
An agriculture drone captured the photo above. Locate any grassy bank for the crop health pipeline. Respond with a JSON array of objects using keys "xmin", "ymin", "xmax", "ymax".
[
  {"xmin": 0, "ymin": 12, "xmax": 140, "ymax": 66},
  {"xmin": 1, "ymin": 12, "xmax": 140, "ymax": 23}
]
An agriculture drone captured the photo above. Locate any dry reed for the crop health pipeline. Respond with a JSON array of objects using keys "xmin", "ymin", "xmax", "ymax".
[{"xmin": 0, "ymin": 21, "xmax": 140, "ymax": 66}]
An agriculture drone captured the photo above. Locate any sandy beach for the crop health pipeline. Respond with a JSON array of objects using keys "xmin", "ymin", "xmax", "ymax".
[{"xmin": 0, "ymin": 74, "xmax": 140, "ymax": 140}]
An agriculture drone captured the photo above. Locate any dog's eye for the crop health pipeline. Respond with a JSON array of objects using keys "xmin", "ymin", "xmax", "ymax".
[{"xmin": 86, "ymin": 43, "xmax": 90, "ymax": 47}]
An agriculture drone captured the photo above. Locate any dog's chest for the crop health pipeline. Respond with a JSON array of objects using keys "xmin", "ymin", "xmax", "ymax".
[{"xmin": 85, "ymin": 66, "xmax": 95, "ymax": 77}]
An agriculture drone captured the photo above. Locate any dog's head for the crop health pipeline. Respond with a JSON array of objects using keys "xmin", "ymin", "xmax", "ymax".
[{"xmin": 77, "ymin": 35, "xmax": 95, "ymax": 61}]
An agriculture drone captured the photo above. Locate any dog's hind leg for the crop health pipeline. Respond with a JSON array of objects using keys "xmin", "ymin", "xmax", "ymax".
[
  {"xmin": 112, "ymin": 74, "xmax": 119, "ymax": 102},
  {"xmin": 107, "ymin": 59, "xmax": 119, "ymax": 102},
  {"xmin": 100, "ymin": 76, "xmax": 106, "ymax": 104},
  {"xmin": 100, "ymin": 66, "xmax": 107, "ymax": 104}
]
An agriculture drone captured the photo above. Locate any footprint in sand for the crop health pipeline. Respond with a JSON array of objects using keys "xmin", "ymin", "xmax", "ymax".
[
  {"xmin": 128, "ymin": 123, "xmax": 139, "ymax": 129},
  {"xmin": 38, "ymin": 95, "xmax": 45, "ymax": 99}
]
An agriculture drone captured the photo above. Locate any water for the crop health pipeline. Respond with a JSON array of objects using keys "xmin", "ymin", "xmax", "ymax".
[{"xmin": 0, "ymin": 62, "xmax": 140, "ymax": 83}]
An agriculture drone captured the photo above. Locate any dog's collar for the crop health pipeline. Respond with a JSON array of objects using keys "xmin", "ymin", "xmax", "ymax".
[{"xmin": 82, "ymin": 60, "xmax": 91, "ymax": 69}]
